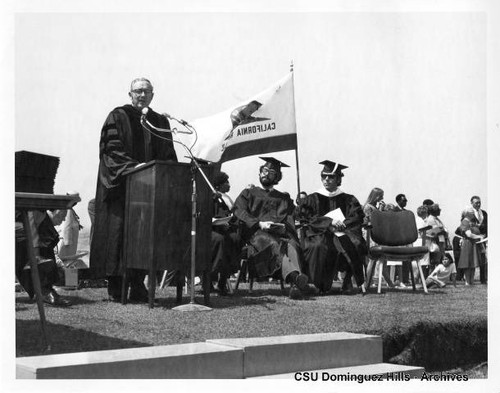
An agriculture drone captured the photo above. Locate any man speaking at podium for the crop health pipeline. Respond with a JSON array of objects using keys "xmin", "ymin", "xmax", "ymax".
[{"xmin": 90, "ymin": 78, "xmax": 178, "ymax": 302}]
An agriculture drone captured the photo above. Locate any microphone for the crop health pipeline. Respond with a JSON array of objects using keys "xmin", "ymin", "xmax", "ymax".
[{"xmin": 163, "ymin": 113, "xmax": 191, "ymax": 127}]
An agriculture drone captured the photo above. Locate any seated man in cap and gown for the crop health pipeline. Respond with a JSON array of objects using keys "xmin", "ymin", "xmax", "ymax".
[
  {"xmin": 233, "ymin": 157, "xmax": 310, "ymax": 298},
  {"xmin": 298, "ymin": 161, "xmax": 367, "ymax": 294},
  {"xmin": 210, "ymin": 171, "xmax": 243, "ymax": 295}
]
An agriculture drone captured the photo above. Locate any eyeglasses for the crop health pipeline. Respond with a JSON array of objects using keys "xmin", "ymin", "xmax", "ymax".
[
  {"xmin": 261, "ymin": 168, "xmax": 278, "ymax": 176},
  {"xmin": 321, "ymin": 174, "xmax": 337, "ymax": 180},
  {"xmin": 131, "ymin": 89, "xmax": 153, "ymax": 96}
]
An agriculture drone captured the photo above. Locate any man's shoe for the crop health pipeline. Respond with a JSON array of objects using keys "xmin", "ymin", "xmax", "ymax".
[
  {"xmin": 295, "ymin": 273, "xmax": 309, "ymax": 291},
  {"xmin": 43, "ymin": 290, "xmax": 71, "ymax": 307},
  {"xmin": 289, "ymin": 285, "xmax": 302, "ymax": 299}
]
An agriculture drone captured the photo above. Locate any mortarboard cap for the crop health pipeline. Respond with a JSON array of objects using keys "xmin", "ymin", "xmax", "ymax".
[
  {"xmin": 319, "ymin": 160, "xmax": 348, "ymax": 176},
  {"xmin": 259, "ymin": 156, "xmax": 290, "ymax": 171}
]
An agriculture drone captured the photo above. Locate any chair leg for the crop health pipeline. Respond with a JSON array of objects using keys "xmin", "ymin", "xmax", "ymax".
[
  {"xmin": 159, "ymin": 270, "xmax": 168, "ymax": 290},
  {"xmin": 416, "ymin": 261, "xmax": 428, "ymax": 293},
  {"xmin": 234, "ymin": 259, "xmax": 247, "ymax": 290},
  {"xmin": 378, "ymin": 261, "xmax": 384, "ymax": 294},
  {"xmin": 249, "ymin": 278, "xmax": 254, "ymax": 294}
]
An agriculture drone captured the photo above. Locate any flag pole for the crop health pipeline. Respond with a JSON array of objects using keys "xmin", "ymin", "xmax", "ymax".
[{"xmin": 290, "ymin": 61, "xmax": 301, "ymax": 195}]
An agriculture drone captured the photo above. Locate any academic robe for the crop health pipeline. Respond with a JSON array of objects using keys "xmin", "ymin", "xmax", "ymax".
[
  {"xmin": 233, "ymin": 187, "xmax": 304, "ymax": 280},
  {"xmin": 300, "ymin": 190, "xmax": 366, "ymax": 292},
  {"xmin": 90, "ymin": 104, "xmax": 177, "ymax": 277},
  {"xmin": 211, "ymin": 195, "xmax": 242, "ymax": 277}
]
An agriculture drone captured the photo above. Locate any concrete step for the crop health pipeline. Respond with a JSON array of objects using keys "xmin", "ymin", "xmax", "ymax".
[
  {"xmin": 208, "ymin": 332, "xmax": 382, "ymax": 378},
  {"xmin": 250, "ymin": 362, "xmax": 425, "ymax": 380},
  {"xmin": 16, "ymin": 342, "xmax": 243, "ymax": 379}
]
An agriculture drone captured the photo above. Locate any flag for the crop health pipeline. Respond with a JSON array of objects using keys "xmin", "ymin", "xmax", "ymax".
[{"xmin": 181, "ymin": 73, "xmax": 297, "ymax": 163}]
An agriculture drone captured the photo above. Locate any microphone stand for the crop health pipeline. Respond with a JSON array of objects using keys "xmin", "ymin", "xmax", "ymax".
[{"xmin": 141, "ymin": 113, "xmax": 213, "ymax": 312}]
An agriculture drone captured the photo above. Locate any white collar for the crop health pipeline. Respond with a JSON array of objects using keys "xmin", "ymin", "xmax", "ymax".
[{"xmin": 315, "ymin": 187, "xmax": 345, "ymax": 198}]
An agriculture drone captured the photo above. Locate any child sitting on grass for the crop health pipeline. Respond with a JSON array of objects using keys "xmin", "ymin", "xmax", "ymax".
[{"xmin": 424, "ymin": 253, "xmax": 456, "ymax": 289}]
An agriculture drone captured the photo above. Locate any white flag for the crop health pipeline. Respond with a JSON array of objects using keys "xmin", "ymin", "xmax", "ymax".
[{"xmin": 181, "ymin": 73, "xmax": 297, "ymax": 163}]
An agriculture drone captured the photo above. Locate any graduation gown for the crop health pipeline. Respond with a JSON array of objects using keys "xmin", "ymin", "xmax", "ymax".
[
  {"xmin": 211, "ymin": 195, "xmax": 242, "ymax": 277},
  {"xmin": 233, "ymin": 187, "xmax": 304, "ymax": 280},
  {"xmin": 90, "ymin": 105, "xmax": 177, "ymax": 277},
  {"xmin": 300, "ymin": 190, "xmax": 366, "ymax": 291}
]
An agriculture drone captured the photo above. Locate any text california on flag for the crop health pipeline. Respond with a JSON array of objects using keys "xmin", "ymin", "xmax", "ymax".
[{"xmin": 183, "ymin": 73, "xmax": 297, "ymax": 163}]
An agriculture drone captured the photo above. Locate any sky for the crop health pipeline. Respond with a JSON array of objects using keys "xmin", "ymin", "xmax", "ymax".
[
  {"xmin": 3, "ymin": 0, "xmax": 500, "ymax": 392},
  {"xmin": 10, "ymin": 8, "xmax": 491, "ymax": 233}
]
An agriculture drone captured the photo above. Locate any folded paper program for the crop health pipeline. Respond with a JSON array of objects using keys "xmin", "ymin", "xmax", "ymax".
[
  {"xmin": 324, "ymin": 208, "xmax": 345, "ymax": 222},
  {"xmin": 324, "ymin": 208, "xmax": 346, "ymax": 236}
]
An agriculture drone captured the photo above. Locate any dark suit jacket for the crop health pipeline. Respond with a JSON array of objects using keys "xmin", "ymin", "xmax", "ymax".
[{"xmin": 479, "ymin": 210, "xmax": 488, "ymax": 236}]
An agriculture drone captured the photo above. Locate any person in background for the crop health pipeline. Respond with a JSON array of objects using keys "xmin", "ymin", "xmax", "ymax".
[
  {"xmin": 297, "ymin": 191, "xmax": 308, "ymax": 203},
  {"xmin": 470, "ymin": 196, "xmax": 487, "ymax": 283},
  {"xmin": 90, "ymin": 77, "xmax": 178, "ymax": 303},
  {"xmin": 424, "ymin": 252, "xmax": 457, "ymax": 289},
  {"xmin": 210, "ymin": 171, "xmax": 242, "ymax": 295},
  {"xmin": 15, "ymin": 209, "xmax": 72, "ymax": 307},
  {"xmin": 384, "ymin": 203, "xmax": 397, "ymax": 212},
  {"xmin": 412, "ymin": 205, "xmax": 432, "ymax": 278},
  {"xmin": 57, "ymin": 191, "xmax": 83, "ymax": 258},
  {"xmin": 362, "ymin": 187, "xmax": 386, "ymax": 227},
  {"xmin": 233, "ymin": 157, "xmax": 310, "ymax": 299},
  {"xmin": 423, "ymin": 199, "xmax": 434, "ymax": 207},
  {"xmin": 294, "ymin": 191, "xmax": 312, "ymax": 223},
  {"xmin": 394, "ymin": 194, "xmax": 408, "ymax": 212},
  {"xmin": 299, "ymin": 161, "xmax": 367, "ymax": 295},
  {"xmin": 457, "ymin": 208, "xmax": 485, "ymax": 285},
  {"xmin": 425, "ymin": 203, "xmax": 449, "ymax": 271},
  {"xmin": 392, "ymin": 193, "xmax": 410, "ymax": 285}
]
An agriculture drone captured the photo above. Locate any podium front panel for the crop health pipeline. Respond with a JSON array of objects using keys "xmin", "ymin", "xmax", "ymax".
[{"xmin": 124, "ymin": 162, "xmax": 214, "ymax": 273}]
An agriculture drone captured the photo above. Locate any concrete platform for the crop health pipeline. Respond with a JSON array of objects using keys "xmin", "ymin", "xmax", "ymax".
[
  {"xmin": 16, "ymin": 342, "xmax": 243, "ymax": 379},
  {"xmin": 250, "ymin": 362, "xmax": 425, "ymax": 379},
  {"xmin": 207, "ymin": 332, "xmax": 382, "ymax": 378}
]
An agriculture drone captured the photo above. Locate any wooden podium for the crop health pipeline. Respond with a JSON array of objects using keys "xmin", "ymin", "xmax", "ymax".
[{"xmin": 122, "ymin": 161, "xmax": 214, "ymax": 307}]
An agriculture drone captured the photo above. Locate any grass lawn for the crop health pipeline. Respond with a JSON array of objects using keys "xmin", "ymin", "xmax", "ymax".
[{"xmin": 15, "ymin": 277, "xmax": 487, "ymax": 375}]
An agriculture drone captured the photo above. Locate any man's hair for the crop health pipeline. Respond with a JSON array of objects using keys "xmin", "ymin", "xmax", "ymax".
[
  {"xmin": 470, "ymin": 195, "xmax": 480, "ymax": 203},
  {"xmin": 395, "ymin": 194, "xmax": 406, "ymax": 203},
  {"xmin": 130, "ymin": 77, "xmax": 153, "ymax": 91},
  {"xmin": 213, "ymin": 171, "xmax": 229, "ymax": 188}
]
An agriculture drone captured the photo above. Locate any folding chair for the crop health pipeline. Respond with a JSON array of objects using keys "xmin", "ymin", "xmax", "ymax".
[
  {"xmin": 234, "ymin": 246, "xmax": 285, "ymax": 294},
  {"xmin": 365, "ymin": 210, "xmax": 429, "ymax": 294}
]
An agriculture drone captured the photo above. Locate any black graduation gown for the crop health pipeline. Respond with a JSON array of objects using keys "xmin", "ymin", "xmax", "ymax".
[
  {"xmin": 90, "ymin": 105, "xmax": 177, "ymax": 277},
  {"xmin": 300, "ymin": 191, "xmax": 366, "ymax": 291},
  {"xmin": 233, "ymin": 187, "xmax": 304, "ymax": 280},
  {"xmin": 211, "ymin": 196, "xmax": 242, "ymax": 277}
]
